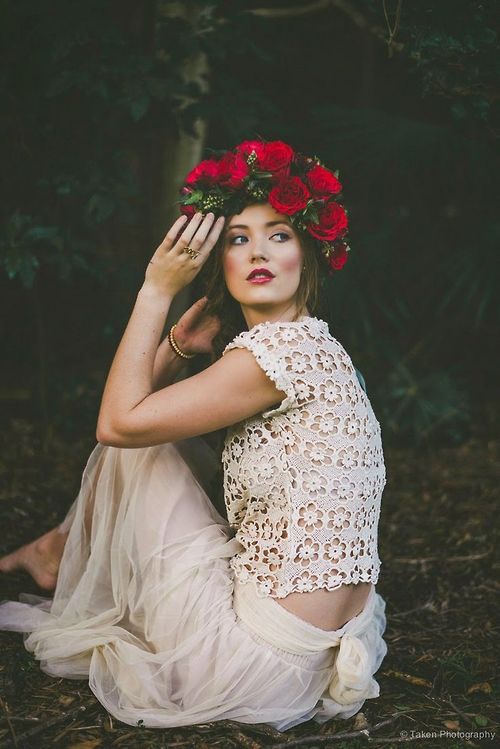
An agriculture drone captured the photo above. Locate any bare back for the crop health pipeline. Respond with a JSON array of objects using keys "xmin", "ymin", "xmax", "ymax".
[{"xmin": 275, "ymin": 583, "xmax": 373, "ymax": 631}]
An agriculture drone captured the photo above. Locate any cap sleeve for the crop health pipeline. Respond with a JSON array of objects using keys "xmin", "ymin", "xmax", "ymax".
[{"xmin": 222, "ymin": 322, "xmax": 297, "ymax": 417}]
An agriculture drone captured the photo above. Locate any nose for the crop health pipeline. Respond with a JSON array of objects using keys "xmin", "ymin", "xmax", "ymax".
[{"xmin": 249, "ymin": 238, "xmax": 269, "ymax": 263}]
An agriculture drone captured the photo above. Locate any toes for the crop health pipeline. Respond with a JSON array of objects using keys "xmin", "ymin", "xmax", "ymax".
[
  {"xmin": 0, "ymin": 543, "xmax": 60, "ymax": 591},
  {"xmin": 0, "ymin": 551, "xmax": 22, "ymax": 573}
]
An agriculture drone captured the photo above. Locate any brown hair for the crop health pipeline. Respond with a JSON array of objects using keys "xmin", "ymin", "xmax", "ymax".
[{"xmin": 198, "ymin": 211, "xmax": 327, "ymax": 361}]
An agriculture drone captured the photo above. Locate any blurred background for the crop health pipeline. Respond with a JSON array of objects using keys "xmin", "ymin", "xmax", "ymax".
[{"xmin": 1, "ymin": 0, "xmax": 498, "ymax": 453}]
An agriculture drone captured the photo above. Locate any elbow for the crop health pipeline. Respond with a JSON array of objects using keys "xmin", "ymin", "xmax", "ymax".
[
  {"xmin": 96, "ymin": 409, "xmax": 174, "ymax": 448},
  {"xmin": 96, "ymin": 430, "xmax": 116, "ymax": 447},
  {"xmin": 96, "ymin": 421, "xmax": 124, "ymax": 447},
  {"xmin": 96, "ymin": 432, "xmax": 116, "ymax": 447},
  {"xmin": 95, "ymin": 419, "xmax": 162, "ymax": 448}
]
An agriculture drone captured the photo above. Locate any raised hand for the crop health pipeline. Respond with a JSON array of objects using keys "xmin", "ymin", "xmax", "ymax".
[
  {"xmin": 144, "ymin": 212, "xmax": 225, "ymax": 298},
  {"xmin": 174, "ymin": 297, "xmax": 221, "ymax": 356}
]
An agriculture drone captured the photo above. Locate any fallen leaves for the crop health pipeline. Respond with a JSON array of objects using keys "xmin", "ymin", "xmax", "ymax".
[
  {"xmin": 467, "ymin": 681, "xmax": 492, "ymax": 695},
  {"xmin": 66, "ymin": 740, "xmax": 102, "ymax": 749},
  {"xmin": 382, "ymin": 670, "xmax": 433, "ymax": 688}
]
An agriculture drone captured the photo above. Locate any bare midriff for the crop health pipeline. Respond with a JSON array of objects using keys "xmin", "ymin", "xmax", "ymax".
[{"xmin": 274, "ymin": 582, "xmax": 373, "ymax": 632}]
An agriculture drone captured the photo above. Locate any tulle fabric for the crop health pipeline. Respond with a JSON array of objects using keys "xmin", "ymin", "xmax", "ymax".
[{"xmin": 0, "ymin": 438, "xmax": 387, "ymax": 731}]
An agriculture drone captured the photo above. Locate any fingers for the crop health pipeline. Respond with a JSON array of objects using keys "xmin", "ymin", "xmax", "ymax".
[
  {"xmin": 175, "ymin": 212, "xmax": 206, "ymax": 249},
  {"xmin": 174, "ymin": 213, "xmax": 225, "ymax": 260},
  {"xmin": 160, "ymin": 215, "xmax": 189, "ymax": 251},
  {"xmin": 200, "ymin": 216, "xmax": 225, "ymax": 258},
  {"xmin": 182, "ymin": 296, "xmax": 208, "ymax": 325}
]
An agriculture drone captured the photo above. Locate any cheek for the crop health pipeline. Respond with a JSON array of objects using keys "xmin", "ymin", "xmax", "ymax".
[
  {"xmin": 222, "ymin": 252, "xmax": 237, "ymax": 280},
  {"xmin": 222, "ymin": 251, "xmax": 243, "ymax": 289},
  {"xmin": 279, "ymin": 247, "xmax": 303, "ymax": 273}
]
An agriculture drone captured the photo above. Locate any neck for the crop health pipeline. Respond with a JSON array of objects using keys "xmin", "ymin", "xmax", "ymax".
[{"xmin": 241, "ymin": 303, "xmax": 310, "ymax": 330}]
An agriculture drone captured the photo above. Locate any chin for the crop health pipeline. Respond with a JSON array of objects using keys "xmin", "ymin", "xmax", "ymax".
[{"xmin": 243, "ymin": 293, "xmax": 287, "ymax": 308}]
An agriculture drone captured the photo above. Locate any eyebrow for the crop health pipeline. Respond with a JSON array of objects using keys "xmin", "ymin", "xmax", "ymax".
[{"xmin": 226, "ymin": 220, "xmax": 291, "ymax": 230}]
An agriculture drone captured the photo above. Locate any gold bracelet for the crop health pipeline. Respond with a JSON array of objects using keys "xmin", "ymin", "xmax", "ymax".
[{"xmin": 168, "ymin": 324, "xmax": 196, "ymax": 360}]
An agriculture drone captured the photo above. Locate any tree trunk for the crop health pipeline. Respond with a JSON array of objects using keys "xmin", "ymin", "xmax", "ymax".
[{"xmin": 156, "ymin": 2, "xmax": 211, "ymax": 326}]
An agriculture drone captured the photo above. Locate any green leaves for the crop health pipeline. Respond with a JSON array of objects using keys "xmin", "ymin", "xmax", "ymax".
[
  {"xmin": 129, "ymin": 94, "xmax": 150, "ymax": 122},
  {"xmin": 0, "ymin": 213, "xmax": 43, "ymax": 288},
  {"xmin": 1, "ymin": 248, "xmax": 40, "ymax": 289},
  {"xmin": 183, "ymin": 190, "xmax": 204, "ymax": 205},
  {"xmin": 0, "ymin": 0, "xmax": 496, "ymax": 451},
  {"xmin": 302, "ymin": 201, "xmax": 320, "ymax": 225},
  {"xmin": 0, "ymin": 212, "xmax": 101, "ymax": 287},
  {"xmin": 438, "ymin": 222, "xmax": 500, "ymax": 326},
  {"xmin": 376, "ymin": 361, "xmax": 471, "ymax": 446}
]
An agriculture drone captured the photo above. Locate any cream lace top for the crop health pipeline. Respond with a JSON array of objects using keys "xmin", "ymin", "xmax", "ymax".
[{"xmin": 221, "ymin": 316, "xmax": 386, "ymax": 599}]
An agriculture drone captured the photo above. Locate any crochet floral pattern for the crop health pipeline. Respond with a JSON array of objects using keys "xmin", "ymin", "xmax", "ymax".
[{"xmin": 222, "ymin": 317, "xmax": 386, "ymax": 599}]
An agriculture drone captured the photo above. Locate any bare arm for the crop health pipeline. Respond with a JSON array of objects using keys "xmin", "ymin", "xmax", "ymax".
[
  {"xmin": 151, "ymin": 295, "xmax": 221, "ymax": 391},
  {"xmin": 152, "ymin": 333, "xmax": 186, "ymax": 390},
  {"xmin": 97, "ymin": 344, "xmax": 286, "ymax": 448},
  {"xmin": 96, "ymin": 212, "xmax": 214, "ymax": 441},
  {"xmin": 96, "ymin": 282, "xmax": 174, "ymax": 441},
  {"xmin": 96, "ymin": 211, "xmax": 286, "ymax": 447}
]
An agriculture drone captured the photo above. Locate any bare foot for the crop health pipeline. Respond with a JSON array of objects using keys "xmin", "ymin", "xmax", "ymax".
[{"xmin": 0, "ymin": 527, "xmax": 68, "ymax": 591}]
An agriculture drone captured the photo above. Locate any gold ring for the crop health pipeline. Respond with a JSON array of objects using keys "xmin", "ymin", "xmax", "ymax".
[{"xmin": 183, "ymin": 246, "xmax": 200, "ymax": 259}]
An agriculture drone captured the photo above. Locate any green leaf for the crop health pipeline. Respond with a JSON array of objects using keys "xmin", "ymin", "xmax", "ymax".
[
  {"xmin": 86, "ymin": 193, "xmax": 116, "ymax": 223},
  {"xmin": 24, "ymin": 227, "xmax": 60, "ymax": 242},
  {"xmin": 130, "ymin": 94, "xmax": 150, "ymax": 122},
  {"xmin": 183, "ymin": 190, "xmax": 203, "ymax": 205},
  {"xmin": 303, "ymin": 203, "xmax": 319, "ymax": 224},
  {"xmin": 2, "ymin": 252, "xmax": 40, "ymax": 288}
]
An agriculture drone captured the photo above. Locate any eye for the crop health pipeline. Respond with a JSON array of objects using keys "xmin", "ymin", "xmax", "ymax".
[
  {"xmin": 228, "ymin": 234, "xmax": 248, "ymax": 245},
  {"xmin": 271, "ymin": 231, "xmax": 290, "ymax": 242}
]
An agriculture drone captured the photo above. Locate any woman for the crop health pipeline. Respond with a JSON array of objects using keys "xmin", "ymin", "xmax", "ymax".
[{"xmin": 0, "ymin": 139, "xmax": 388, "ymax": 731}]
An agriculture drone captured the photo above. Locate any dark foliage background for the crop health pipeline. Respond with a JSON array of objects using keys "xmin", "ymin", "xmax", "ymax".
[{"xmin": 1, "ymin": 0, "xmax": 498, "ymax": 449}]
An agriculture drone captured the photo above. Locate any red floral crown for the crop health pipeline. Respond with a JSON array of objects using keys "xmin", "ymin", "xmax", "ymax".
[{"xmin": 179, "ymin": 139, "xmax": 350, "ymax": 274}]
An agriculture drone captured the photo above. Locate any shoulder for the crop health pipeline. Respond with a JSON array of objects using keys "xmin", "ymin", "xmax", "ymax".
[{"xmin": 223, "ymin": 317, "xmax": 331, "ymax": 356}]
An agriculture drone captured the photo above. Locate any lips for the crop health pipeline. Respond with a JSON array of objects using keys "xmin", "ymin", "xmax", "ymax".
[{"xmin": 247, "ymin": 268, "xmax": 275, "ymax": 280}]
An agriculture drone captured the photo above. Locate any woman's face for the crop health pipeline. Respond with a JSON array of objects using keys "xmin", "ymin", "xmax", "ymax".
[{"xmin": 221, "ymin": 203, "xmax": 306, "ymax": 326}]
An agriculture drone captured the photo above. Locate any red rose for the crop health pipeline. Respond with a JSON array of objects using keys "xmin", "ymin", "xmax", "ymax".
[
  {"xmin": 185, "ymin": 158, "xmax": 220, "ymax": 186},
  {"xmin": 306, "ymin": 165, "xmax": 342, "ymax": 199},
  {"xmin": 236, "ymin": 140, "xmax": 266, "ymax": 161},
  {"xmin": 259, "ymin": 140, "xmax": 294, "ymax": 176},
  {"xmin": 180, "ymin": 204, "xmax": 196, "ymax": 219},
  {"xmin": 308, "ymin": 202, "xmax": 348, "ymax": 241},
  {"xmin": 328, "ymin": 242, "xmax": 349, "ymax": 271},
  {"xmin": 269, "ymin": 177, "xmax": 310, "ymax": 215},
  {"xmin": 217, "ymin": 151, "xmax": 249, "ymax": 188}
]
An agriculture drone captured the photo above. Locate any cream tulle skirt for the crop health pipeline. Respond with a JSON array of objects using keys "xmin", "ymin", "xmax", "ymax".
[{"xmin": 0, "ymin": 438, "xmax": 388, "ymax": 731}]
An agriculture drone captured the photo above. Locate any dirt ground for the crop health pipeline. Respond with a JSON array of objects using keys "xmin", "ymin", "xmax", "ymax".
[{"xmin": 0, "ymin": 406, "xmax": 498, "ymax": 749}]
